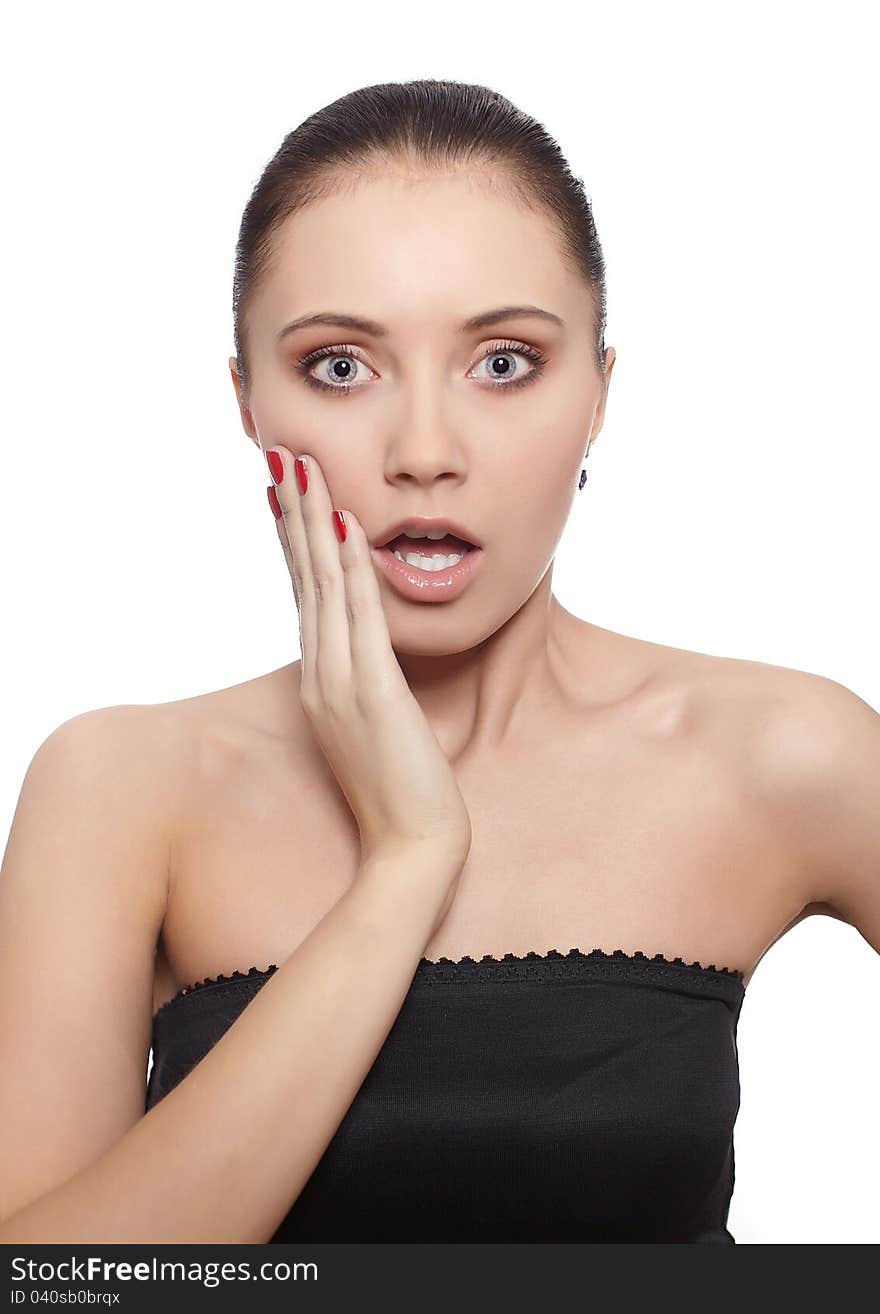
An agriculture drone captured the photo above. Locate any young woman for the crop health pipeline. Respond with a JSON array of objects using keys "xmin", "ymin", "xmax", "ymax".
[{"xmin": 1, "ymin": 79, "xmax": 877, "ymax": 1245}]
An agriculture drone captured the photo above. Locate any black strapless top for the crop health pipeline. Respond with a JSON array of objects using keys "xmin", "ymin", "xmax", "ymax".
[{"xmin": 146, "ymin": 948, "xmax": 746, "ymax": 1243}]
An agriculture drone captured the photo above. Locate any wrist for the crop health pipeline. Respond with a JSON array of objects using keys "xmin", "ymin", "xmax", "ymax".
[{"xmin": 351, "ymin": 843, "xmax": 464, "ymax": 933}]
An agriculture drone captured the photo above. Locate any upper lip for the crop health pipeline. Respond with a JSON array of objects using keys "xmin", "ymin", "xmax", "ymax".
[{"xmin": 371, "ymin": 516, "xmax": 483, "ymax": 549}]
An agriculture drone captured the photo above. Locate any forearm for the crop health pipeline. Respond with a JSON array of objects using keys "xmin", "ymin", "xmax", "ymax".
[{"xmin": 0, "ymin": 846, "xmax": 462, "ymax": 1244}]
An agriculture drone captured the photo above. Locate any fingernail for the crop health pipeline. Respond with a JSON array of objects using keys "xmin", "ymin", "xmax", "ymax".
[
  {"xmin": 295, "ymin": 456, "xmax": 308, "ymax": 496},
  {"xmin": 267, "ymin": 485, "xmax": 282, "ymax": 519},
  {"xmin": 266, "ymin": 449, "xmax": 284, "ymax": 485},
  {"xmin": 332, "ymin": 509, "xmax": 347, "ymax": 543}
]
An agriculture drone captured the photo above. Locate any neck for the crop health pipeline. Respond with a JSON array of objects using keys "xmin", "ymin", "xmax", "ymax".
[{"xmin": 391, "ymin": 569, "xmax": 584, "ymax": 763}]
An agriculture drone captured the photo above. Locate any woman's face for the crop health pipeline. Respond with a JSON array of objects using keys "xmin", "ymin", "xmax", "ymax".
[{"xmin": 231, "ymin": 167, "xmax": 615, "ymax": 654}]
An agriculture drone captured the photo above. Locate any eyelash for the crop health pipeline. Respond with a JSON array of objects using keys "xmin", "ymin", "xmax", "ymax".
[{"xmin": 292, "ymin": 338, "xmax": 549, "ymax": 397}]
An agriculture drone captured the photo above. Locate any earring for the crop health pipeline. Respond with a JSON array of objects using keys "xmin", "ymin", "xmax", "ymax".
[{"xmin": 579, "ymin": 441, "xmax": 592, "ymax": 490}]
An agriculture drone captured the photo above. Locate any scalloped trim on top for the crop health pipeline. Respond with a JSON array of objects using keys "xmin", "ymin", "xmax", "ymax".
[
  {"xmin": 155, "ymin": 945, "xmax": 745, "ymax": 1019},
  {"xmin": 419, "ymin": 947, "xmax": 744, "ymax": 978},
  {"xmin": 156, "ymin": 964, "xmax": 280, "ymax": 1016}
]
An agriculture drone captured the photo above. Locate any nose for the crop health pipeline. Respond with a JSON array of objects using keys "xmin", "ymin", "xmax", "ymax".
[{"xmin": 383, "ymin": 364, "xmax": 467, "ymax": 483}]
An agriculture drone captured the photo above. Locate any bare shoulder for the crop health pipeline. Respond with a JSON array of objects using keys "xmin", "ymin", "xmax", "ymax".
[
  {"xmin": 143, "ymin": 664, "xmax": 310, "ymax": 842},
  {"xmin": 611, "ymin": 626, "xmax": 875, "ymax": 775},
  {"xmin": 653, "ymin": 640, "xmax": 880, "ymax": 944},
  {"xmin": 732, "ymin": 659, "xmax": 880, "ymax": 940},
  {"xmin": 64, "ymin": 700, "xmax": 190, "ymax": 878},
  {"xmin": 30, "ymin": 698, "xmax": 202, "ymax": 919},
  {"xmin": 42, "ymin": 700, "xmax": 186, "ymax": 810},
  {"xmin": 615, "ymin": 633, "xmax": 880, "ymax": 950},
  {"xmin": 152, "ymin": 663, "xmax": 306, "ymax": 775}
]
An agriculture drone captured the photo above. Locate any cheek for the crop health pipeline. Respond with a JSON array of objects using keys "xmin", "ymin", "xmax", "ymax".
[
  {"xmin": 506, "ymin": 447, "xmax": 580, "ymax": 569},
  {"xmin": 505, "ymin": 431, "xmax": 582, "ymax": 513}
]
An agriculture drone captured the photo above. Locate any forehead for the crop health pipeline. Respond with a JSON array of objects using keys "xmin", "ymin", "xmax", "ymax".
[{"xmin": 252, "ymin": 171, "xmax": 586, "ymax": 337}]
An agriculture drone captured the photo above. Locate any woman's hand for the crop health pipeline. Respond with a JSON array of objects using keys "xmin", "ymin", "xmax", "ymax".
[{"xmin": 266, "ymin": 448, "xmax": 473, "ymax": 871}]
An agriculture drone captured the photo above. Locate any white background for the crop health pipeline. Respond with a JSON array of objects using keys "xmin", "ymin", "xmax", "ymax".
[{"xmin": 2, "ymin": 0, "xmax": 877, "ymax": 1243}]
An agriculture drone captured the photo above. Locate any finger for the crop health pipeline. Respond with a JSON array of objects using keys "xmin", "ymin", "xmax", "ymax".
[
  {"xmin": 295, "ymin": 453, "xmax": 355, "ymax": 695},
  {"xmin": 271, "ymin": 449, "xmax": 352, "ymax": 694},
  {"xmin": 335, "ymin": 507, "xmax": 405, "ymax": 701},
  {"xmin": 277, "ymin": 523, "xmax": 297, "ymax": 602},
  {"xmin": 271, "ymin": 502, "xmax": 303, "ymax": 653},
  {"xmin": 267, "ymin": 447, "xmax": 316, "ymax": 686},
  {"xmin": 269, "ymin": 490, "xmax": 298, "ymax": 595}
]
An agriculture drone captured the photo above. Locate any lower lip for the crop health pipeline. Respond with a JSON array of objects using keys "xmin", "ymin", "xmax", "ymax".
[{"xmin": 371, "ymin": 544, "xmax": 484, "ymax": 602}]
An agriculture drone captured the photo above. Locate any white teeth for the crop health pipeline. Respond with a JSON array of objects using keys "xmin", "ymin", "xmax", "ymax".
[
  {"xmin": 395, "ymin": 527, "xmax": 469, "ymax": 542},
  {"xmin": 393, "ymin": 549, "xmax": 468, "ymax": 571}
]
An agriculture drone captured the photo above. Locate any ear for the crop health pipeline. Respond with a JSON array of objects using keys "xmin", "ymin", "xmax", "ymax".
[
  {"xmin": 228, "ymin": 356, "xmax": 260, "ymax": 446},
  {"xmin": 588, "ymin": 346, "xmax": 617, "ymax": 449}
]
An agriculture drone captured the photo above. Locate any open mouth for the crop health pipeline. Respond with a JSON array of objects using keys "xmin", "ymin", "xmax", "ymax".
[
  {"xmin": 383, "ymin": 532, "xmax": 475, "ymax": 569},
  {"xmin": 372, "ymin": 533, "xmax": 484, "ymax": 601}
]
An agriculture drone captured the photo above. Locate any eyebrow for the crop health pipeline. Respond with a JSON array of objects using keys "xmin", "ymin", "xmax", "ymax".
[{"xmin": 276, "ymin": 304, "xmax": 565, "ymax": 342}]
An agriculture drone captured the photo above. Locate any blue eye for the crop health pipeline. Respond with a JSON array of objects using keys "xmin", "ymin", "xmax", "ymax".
[
  {"xmin": 470, "ymin": 341, "xmax": 548, "ymax": 390},
  {"xmin": 294, "ymin": 346, "xmax": 376, "ymax": 396},
  {"xmin": 293, "ymin": 339, "xmax": 549, "ymax": 397}
]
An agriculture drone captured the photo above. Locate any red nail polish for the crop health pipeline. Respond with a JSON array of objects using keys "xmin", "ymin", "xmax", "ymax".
[
  {"xmin": 267, "ymin": 485, "xmax": 282, "ymax": 519},
  {"xmin": 332, "ymin": 509, "xmax": 347, "ymax": 543},
  {"xmin": 267, "ymin": 450, "xmax": 284, "ymax": 485},
  {"xmin": 295, "ymin": 457, "xmax": 308, "ymax": 496}
]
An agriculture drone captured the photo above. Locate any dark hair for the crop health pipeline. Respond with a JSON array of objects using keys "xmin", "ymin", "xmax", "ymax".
[{"xmin": 232, "ymin": 78, "xmax": 608, "ymax": 401}]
